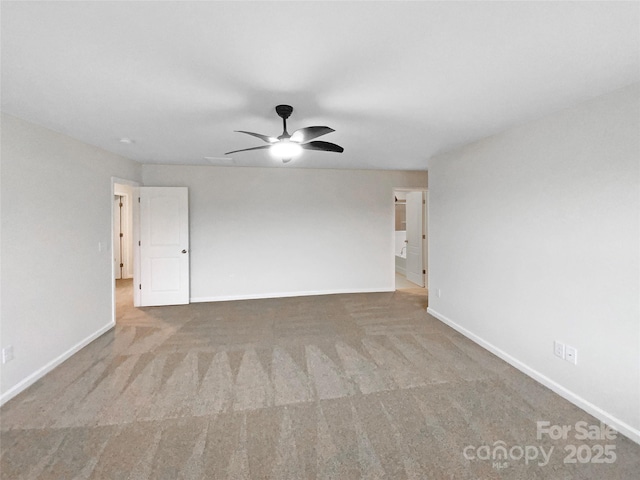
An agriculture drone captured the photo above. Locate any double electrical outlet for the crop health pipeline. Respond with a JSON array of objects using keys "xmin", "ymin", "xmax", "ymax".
[
  {"xmin": 554, "ymin": 341, "xmax": 577, "ymax": 365},
  {"xmin": 2, "ymin": 345, "xmax": 14, "ymax": 364}
]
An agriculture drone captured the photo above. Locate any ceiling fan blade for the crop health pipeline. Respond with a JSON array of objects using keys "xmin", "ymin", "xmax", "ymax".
[
  {"xmin": 301, "ymin": 141, "xmax": 344, "ymax": 153},
  {"xmin": 290, "ymin": 126, "xmax": 335, "ymax": 143},
  {"xmin": 224, "ymin": 145, "xmax": 271, "ymax": 155},
  {"xmin": 235, "ymin": 131, "xmax": 277, "ymax": 143}
]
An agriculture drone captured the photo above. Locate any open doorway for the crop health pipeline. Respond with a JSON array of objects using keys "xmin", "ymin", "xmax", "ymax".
[
  {"xmin": 394, "ymin": 189, "xmax": 428, "ymax": 291},
  {"xmin": 112, "ymin": 178, "xmax": 139, "ymax": 323}
]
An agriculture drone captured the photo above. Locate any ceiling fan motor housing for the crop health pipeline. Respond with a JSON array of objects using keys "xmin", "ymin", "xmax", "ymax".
[{"xmin": 275, "ymin": 104, "xmax": 293, "ymax": 119}]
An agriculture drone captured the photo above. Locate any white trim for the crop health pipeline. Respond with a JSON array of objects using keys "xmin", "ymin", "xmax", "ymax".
[
  {"xmin": 0, "ymin": 322, "xmax": 115, "ymax": 406},
  {"xmin": 427, "ymin": 307, "xmax": 640, "ymax": 445},
  {"xmin": 191, "ymin": 287, "xmax": 393, "ymax": 303}
]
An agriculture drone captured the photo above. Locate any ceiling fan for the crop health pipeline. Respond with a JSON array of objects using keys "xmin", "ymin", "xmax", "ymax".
[{"xmin": 225, "ymin": 105, "xmax": 344, "ymax": 163}]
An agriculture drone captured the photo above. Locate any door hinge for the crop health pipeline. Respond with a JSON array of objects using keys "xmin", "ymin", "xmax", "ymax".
[
  {"xmin": 422, "ymin": 234, "xmax": 426, "ymax": 239},
  {"xmin": 119, "ymin": 233, "xmax": 124, "ymax": 238},
  {"xmin": 423, "ymin": 269, "xmax": 426, "ymax": 274},
  {"xmin": 138, "ymin": 197, "xmax": 140, "ymax": 203},
  {"xmin": 119, "ymin": 202, "xmax": 123, "ymax": 207},
  {"xmin": 139, "ymin": 284, "xmax": 142, "ymax": 290},
  {"xmin": 120, "ymin": 263, "xmax": 124, "ymax": 268},
  {"xmin": 138, "ymin": 241, "xmax": 141, "ymax": 246}
]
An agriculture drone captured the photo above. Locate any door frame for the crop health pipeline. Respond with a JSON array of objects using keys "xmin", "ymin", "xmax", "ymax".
[
  {"xmin": 111, "ymin": 177, "xmax": 141, "ymax": 323},
  {"xmin": 113, "ymin": 194, "xmax": 122, "ymax": 280},
  {"xmin": 113, "ymin": 189, "xmax": 134, "ymax": 280}
]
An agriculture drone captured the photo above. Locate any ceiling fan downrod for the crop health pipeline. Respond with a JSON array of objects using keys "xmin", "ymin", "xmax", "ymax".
[{"xmin": 275, "ymin": 104, "xmax": 293, "ymax": 139}]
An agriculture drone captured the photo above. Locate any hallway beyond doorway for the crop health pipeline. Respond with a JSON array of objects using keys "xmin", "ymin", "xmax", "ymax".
[
  {"xmin": 115, "ymin": 278, "xmax": 133, "ymax": 322},
  {"xmin": 395, "ymin": 273, "xmax": 423, "ymax": 290}
]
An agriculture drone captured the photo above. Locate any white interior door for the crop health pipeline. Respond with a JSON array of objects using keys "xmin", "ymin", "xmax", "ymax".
[
  {"xmin": 423, "ymin": 191, "xmax": 428, "ymax": 289},
  {"xmin": 113, "ymin": 196, "xmax": 122, "ymax": 280},
  {"xmin": 139, "ymin": 187, "xmax": 189, "ymax": 306},
  {"xmin": 406, "ymin": 191, "xmax": 424, "ymax": 287},
  {"xmin": 120, "ymin": 194, "xmax": 133, "ymax": 279}
]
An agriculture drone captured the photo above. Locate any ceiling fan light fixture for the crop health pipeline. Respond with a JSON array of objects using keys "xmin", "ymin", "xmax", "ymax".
[
  {"xmin": 270, "ymin": 139, "xmax": 302, "ymax": 161},
  {"xmin": 225, "ymin": 105, "xmax": 343, "ymax": 161}
]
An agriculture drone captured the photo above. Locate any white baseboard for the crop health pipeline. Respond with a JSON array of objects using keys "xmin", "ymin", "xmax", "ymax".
[
  {"xmin": 0, "ymin": 321, "xmax": 115, "ymax": 406},
  {"xmin": 427, "ymin": 308, "xmax": 640, "ymax": 446},
  {"xmin": 191, "ymin": 287, "xmax": 394, "ymax": 303}
]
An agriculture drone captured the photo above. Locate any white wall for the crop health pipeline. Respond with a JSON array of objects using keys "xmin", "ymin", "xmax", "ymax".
[
  {"xmin": 0, "ymin": 114, "xmax": 141, "ymax": 403},
  {"xmin": 427, "ymin": 83, "xmax": 640, "ymax": 442},
  {"xmin": 142, "ymin": 165, "xmax": 427, "ymax": 301}
]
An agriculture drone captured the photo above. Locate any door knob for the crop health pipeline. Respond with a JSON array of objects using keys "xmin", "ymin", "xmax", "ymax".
[{"xmin": 181, "ymin": 249, "xmax": 187, "ymax": 254}]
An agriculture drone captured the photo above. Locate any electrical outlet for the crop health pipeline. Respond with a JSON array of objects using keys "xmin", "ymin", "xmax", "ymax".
[
  {"xmin": 2, "ymin": 345, "xmax": 14, "ymax": 364},
  {"xmin": 565, "ymin": 345, "xmax": 577, "ymax": 365},
  {"xmin": 554, "ymin": 341, "xmax": 565, "ymax": 359}
]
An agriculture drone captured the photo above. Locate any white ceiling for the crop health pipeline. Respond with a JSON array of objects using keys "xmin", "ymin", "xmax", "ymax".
[{"xmin": 2, "ymin": 1, "xmax": 639, "ymax": 170}]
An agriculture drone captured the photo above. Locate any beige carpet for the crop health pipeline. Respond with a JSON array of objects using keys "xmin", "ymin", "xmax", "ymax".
[{"xmin": 1, "ymin": 280, "xmax": 638, "ymax": 479}]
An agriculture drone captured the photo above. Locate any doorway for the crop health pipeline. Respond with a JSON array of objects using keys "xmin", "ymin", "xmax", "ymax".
[
  {"xmin": 394, "ymin": 189, "xmax": 428, "ymax": 290},
  {"xmin": 112, "ymin": 178, "xmax": 139, "ymax": 323},
  {"xmin": 114, "ymin": 191, "xmax": 133, "ymax": 280}
]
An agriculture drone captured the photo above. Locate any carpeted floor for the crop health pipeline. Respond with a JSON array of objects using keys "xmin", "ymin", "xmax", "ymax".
[{"xmin": 1, "ymin": 280, "xmax": 638, "ymax": 479}]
